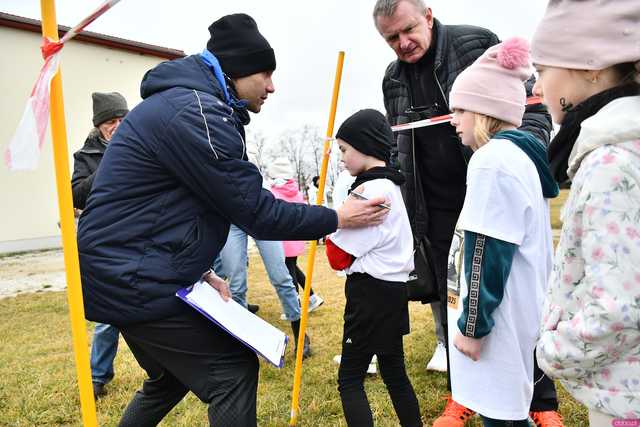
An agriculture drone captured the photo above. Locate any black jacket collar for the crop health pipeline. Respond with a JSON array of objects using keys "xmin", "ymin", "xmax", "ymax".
[{"xmin": 78, "ymin": 129, "xmax": 108, "ymax": 155}]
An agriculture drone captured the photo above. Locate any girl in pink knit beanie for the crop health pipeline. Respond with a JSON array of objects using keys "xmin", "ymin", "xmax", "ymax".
[
  {"xmin": 531, "ymin": 0, "xmax": 640, "ymax": 423},
  {"xmin": 446, "ymin": 37, "xmax": 560, "ymax": 426}
]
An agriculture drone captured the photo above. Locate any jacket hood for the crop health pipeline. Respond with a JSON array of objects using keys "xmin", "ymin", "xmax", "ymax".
[
  {"xmin": 495, "ymin": 129, "xmax": 560, "ymax": 198},
  {"xmin": 568, "ymin": 95, "xmax": 640, "ymax": 179},
  {"xmin": 271, "ymin": 179, "xmax": 300, "ymax": 198},
  {"xmin": 140, "ymin": 55, "xmax": 224, "ymax": 100}
]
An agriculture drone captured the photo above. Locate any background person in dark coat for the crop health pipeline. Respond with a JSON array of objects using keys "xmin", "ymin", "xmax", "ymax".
[
  {"xmin": 77, "ymin": 14, "xmax": 388, "ymax": 427},
  {"xmin": 71, "ymin": 91, "xmax": 128, "ymax": 399},
  {"xmin": 373, "ymin": 1, "xmax": 560, "ymax": 426},
  {"xmin": 71, "ymin": 92, "xmax": 128, "ymax": 210}
]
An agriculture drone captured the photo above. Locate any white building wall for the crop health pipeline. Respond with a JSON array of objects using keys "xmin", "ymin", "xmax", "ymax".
[{"xmin": 0, "ymin": 26, "xmax": 173, "ymax": 253}]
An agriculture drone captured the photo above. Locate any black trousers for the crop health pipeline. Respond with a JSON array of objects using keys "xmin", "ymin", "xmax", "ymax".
[
  {"xmin": 531, "ymin": 348, "xmax": 558, "ymax": 411},
  {"xmin": 480, "ymin": 416, "xmax": 529, "ymax": 426},
  {"xmin": 285, "ymin": 256, "xmax": 313, "ymax": 295},
  {"xmin": 427, "ymin": 209, "xmax": 558, "ymax": 411},
  {"xmin": 117, "ymin": 309, "xmax": 259, "ymax": 427},
  {"xmin": 427, "ymin": 209, "xmax": 459, "ymax": 391},
  {"xmin": 338, "ymin": 339, "xmax": 421, "ymax": 427}
]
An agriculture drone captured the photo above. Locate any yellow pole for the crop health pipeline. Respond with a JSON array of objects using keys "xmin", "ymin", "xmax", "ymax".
[
  {"xmin": 40, "ymin": 1, "xmax": 98, "ymax": 425},
  {"xmin": 289, "ymin": 51, "xmax": 345, "ymax": 426}
]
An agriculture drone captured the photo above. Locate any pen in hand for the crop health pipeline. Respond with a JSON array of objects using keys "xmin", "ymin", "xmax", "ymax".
[{"xmin": 349, "ymin": 191, "xmax": 391, "ymax": 210}]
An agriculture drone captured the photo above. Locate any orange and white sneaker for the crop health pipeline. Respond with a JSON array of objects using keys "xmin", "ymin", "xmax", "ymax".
[
  {"xmin": 530, "ymin": 410, "xmax": 564, "ymax": 427},
  {"xmin": 432, "ymin": 395, "xmax": 475, "ymax": 427}
]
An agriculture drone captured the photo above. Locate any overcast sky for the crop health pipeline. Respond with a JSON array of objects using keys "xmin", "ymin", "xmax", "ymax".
[{"xmin": 3, "ymin": 1, "xmax": 547, "ymax": 141}]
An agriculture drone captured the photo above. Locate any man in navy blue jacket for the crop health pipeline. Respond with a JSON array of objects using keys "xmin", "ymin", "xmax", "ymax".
[{"xmin": 77, "ymin": 14, "xmax": 387, "ymax": 426}]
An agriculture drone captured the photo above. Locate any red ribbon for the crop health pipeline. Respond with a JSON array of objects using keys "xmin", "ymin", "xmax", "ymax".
[{"xmin": 41, "ymin": 37, "xmax": 63, "ymax": 60}]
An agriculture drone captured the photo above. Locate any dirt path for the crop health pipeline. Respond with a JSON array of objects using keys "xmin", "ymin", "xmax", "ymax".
[{"xmin": 0, "ymin": 249, "xmax": 66, "ymax": 298}]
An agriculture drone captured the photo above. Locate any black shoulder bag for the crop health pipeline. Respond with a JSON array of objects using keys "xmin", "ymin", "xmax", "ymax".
[{"xmin": 406, "ymin": 129, "xmax": 440, "ymax": 303}]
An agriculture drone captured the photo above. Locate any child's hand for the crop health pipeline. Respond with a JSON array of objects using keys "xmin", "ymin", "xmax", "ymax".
[
  {"xmin": 541, "ymin": 303, "xmax": 563, "ymax": 332},
  {"xmin": 453, "ymin": 332, "xmax": 484, "ymax": 361}
]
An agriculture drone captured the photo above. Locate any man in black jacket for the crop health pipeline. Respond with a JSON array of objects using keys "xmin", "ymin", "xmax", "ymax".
[
  {"xmin": 373, "ymin": 1, "xmax": 561, "ymax": 426},
  {"xmin": 78, "ymin": 14, "xmax": 388, "ymax": 427},
  {"xmin": 71, "ymin": 91, "xmax": 128, "ymax": 399}
]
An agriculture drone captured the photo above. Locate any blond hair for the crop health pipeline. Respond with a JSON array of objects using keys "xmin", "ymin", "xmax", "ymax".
[{"xmin": 473, "ymin": 113, "xmax": 511, "ymax": 146}]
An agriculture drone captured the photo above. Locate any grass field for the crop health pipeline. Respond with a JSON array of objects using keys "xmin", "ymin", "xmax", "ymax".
[
  {"xmin": 0, "ymin": 190, "xmax": 586, "ymax": 426},
  {"xmin": 550, "ymin": 189, "xmax": 568, "ymax": 231}
]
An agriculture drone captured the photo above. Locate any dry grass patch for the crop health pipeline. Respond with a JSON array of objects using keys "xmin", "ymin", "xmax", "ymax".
[
  {"xmin": 0, "ymin": 243, "xmax": 586, "ymax": 425},
  {"xmin": 550, "ymin": 189, "xmax": 569, "ymax": 230}
]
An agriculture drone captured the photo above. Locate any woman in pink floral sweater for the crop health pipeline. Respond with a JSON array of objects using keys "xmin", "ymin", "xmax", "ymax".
[{"xmin": 531, "ymin": 0, "xmax": 640, "ymax": 423}]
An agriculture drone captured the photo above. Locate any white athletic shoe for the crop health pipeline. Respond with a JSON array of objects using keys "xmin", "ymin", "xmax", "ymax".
[
  {"xmin": 426, "ymin": 341, "xmax": 448, "ymax": 372},
  {"xmin": 367, "ymin": 355, "xmax": 377, "ymax": 374},
  {"xmin": 332, "ymin": 354, "xmax": 377, "ymax": 374},
  {"xmin": 281, "ymin": 295, "xmax": 324, "ymax": 319},
  {"xmin": 308, "ymin": 294, "xmax": 324, "ymax": 312}
]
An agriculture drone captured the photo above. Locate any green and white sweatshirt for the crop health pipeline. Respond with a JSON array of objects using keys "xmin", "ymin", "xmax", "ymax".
[{"xmin": 447, "ymin": 130, "xmax": 558, "ymax": 420}]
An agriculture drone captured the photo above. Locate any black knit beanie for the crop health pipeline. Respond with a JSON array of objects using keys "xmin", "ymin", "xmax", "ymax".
[
  {"xmin": 92, "ymin": 92, "xmax": 128, "ymax": 127},
  {"xmin": 336, "ymin": 109, "xmax": 393, "ymax": 163},
  {"xmin": 206, "ymin": 13, "xmax": 276, "ymax": 78}
]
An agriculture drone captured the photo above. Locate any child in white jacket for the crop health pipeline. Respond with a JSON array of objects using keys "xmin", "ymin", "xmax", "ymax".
[{"xmin": 531, "ymin": 0, "xmax": 640, "ymax": 422}]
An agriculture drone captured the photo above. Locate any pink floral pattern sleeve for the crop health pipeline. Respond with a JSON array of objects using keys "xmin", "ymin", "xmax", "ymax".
[{"xmin": 537, "ymin": 142, "xmax": 640, "ymax": 418}]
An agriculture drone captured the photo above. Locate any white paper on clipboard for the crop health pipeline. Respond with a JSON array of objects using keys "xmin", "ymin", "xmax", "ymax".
[{"xmin": 176, "ymin": 280, "xmax": 288, "ymax": 368}]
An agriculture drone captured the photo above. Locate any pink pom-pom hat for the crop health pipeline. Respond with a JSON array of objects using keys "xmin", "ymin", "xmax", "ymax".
[
  {"xmin": 449, "ymin": 37, "xmax": 533, "ymax": 127},
  {"xmin": 497, "ymin": 37, "xmax": 530, "ymax": 70}
]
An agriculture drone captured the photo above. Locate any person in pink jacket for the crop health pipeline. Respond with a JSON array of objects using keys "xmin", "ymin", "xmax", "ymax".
[{"xmin": 269, "ymin": 157, "xmax": 324, "ymax": 312}]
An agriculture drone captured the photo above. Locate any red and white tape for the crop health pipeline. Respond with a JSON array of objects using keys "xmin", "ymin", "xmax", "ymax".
[
  {"xmin": 391, "ymin": 96, "xmax": 543, "ymax": 132},
  {"xmin": 6, "ymin": 0, "xmax": 122, "ymax": 171}
]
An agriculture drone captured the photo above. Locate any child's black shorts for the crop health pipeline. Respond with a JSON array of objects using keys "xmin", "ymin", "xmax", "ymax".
[{"xmin": 342, "ymin": 272, "xmax": 410, "ymax": 354}]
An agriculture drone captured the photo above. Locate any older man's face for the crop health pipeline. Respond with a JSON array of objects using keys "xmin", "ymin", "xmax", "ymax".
[
  {"xmin": 98, "ymin": 117, "xmax": 123, "ymax": 141},
  {"xmin": 376, "ymin": 1, "xmax": 434, "ymax": 64}
]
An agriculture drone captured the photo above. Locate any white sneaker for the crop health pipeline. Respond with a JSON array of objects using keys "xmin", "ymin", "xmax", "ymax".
[
  {"xmin": 282, "ymin": 295, "xmax": 324, "ymax": 319},
  {"xmin": 426, "ymin": 341, "xmax": 447, "ymax": 372},
  {"xmin": 308, "ymin": 294, "xmax": 324, "ymax": 312},
  {"xmin": 332, "ymin": 354, "xmax": 377, "ymax": 375},
  {"xmin": 367, "ymin": 355, "xmax": 377, "ymax": 374}
]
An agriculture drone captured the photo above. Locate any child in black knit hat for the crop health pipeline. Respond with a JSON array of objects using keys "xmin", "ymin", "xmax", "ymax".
[{"xmin": 326, "ymin": 109, "xmax": 421, "ymax": 427}]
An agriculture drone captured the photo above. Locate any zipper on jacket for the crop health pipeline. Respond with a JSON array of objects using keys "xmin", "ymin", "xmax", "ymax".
[
  {"xmin": 433, "ymin": 61, "xmax": 449, "ymax": 111},
  {"xmin": 395, "ymin": 72, "xmax": 421, "ymax": 233},
  {"xmin": 390, "ymin": 76, "xmax": 415, "ymax": 110}
]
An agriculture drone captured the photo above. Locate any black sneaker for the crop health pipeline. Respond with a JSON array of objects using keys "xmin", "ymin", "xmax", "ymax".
[
  {"xmin": 93, "ymin": 382, "xmax": 107, "ymax": 399},
  {"xmin": 247, "ymin": 303, "xmax": 259, "ymax": 314}
]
